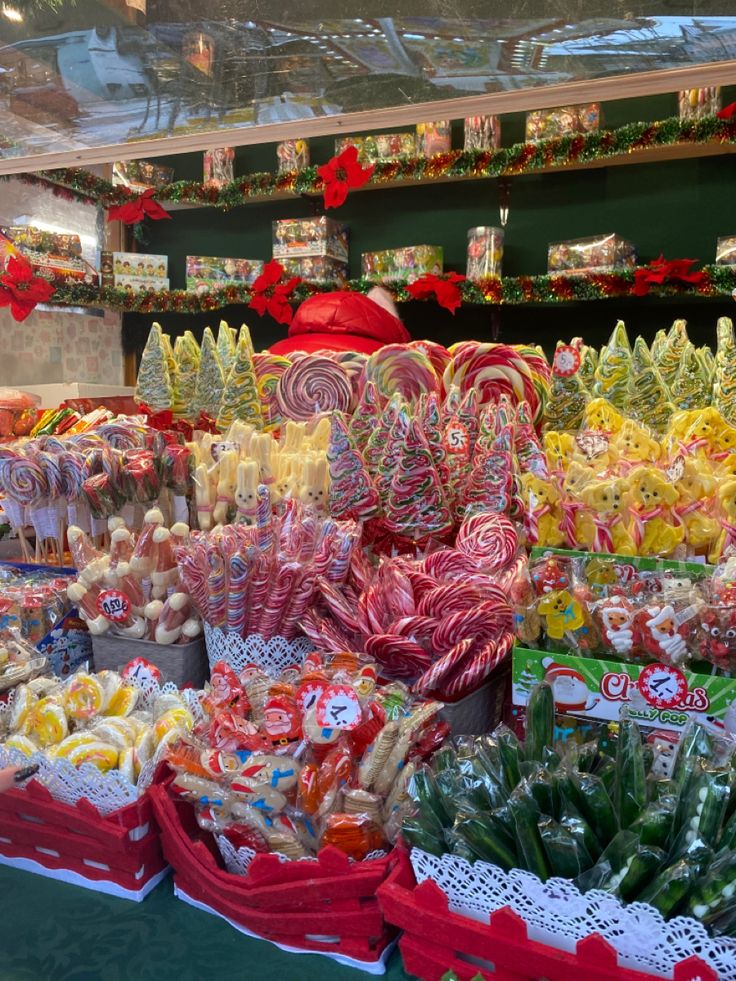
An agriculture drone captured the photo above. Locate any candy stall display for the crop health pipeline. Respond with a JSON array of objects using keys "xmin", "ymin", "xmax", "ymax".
[
  {"xmin": 362, "ymin": 245, "xmax": 443, "ymax": 283},
  {"xmin": 100, "ymin": 250, "xmax": 169, "ymax": 292},
  {"xmin": 272, "ymin": 216, "xmax": 349, "ymax": 263},
  {"xmin": 415, "ymin": 120, "xmax": 451, "ymax": 156},
  {"xmin": 547, "ymin": 234, "xmax": 637, "ymax": 275},
  {"xmin": 1, "ymin": 225, "xmax": 98, "ymax": 287},
  {"xmin": 112, "ymin": 160, "xmax": 175, "ymax": 191},
  {"xmin": 203, "ymin": 147, "xmax": 235, "ymax": 187},
  {"xmin": 525, "ymin": 103, "xmax": 601, "ymax": 141}
]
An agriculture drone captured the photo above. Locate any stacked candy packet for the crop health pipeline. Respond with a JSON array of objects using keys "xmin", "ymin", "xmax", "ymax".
[
  {"xmin": 165, "ymin": 650, "xmax": 447, "ymax": 861},
  {"xmin": 302, "ymin": 512, "xmax": 521, "ymax": 700},
  {"xmin": 65, "ymin": 510, "xmax": 202, "ymax": 645},
  {"xmin": 174, "ymin": 494, "xmax": 361, "ymax": 641}
]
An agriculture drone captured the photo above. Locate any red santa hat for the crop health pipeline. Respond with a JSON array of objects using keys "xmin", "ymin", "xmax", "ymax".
[{"xmin": 269, "ymin": 287, "xmax": 410, "ymax": 356}]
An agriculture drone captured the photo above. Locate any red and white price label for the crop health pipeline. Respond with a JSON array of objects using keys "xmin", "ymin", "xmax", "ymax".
[
  {"xmin": 445, "ymin": 423, "xmax": 469, "ymax": 454},
  {"xmin": 553, "ymin": 344, "xmax": 581, "ymax": 377},
  {"xmin": 96, "ymin": 589, "xmax": 131, "ymax": 622},
  {"xmin": 638, "ymin": 663, "xmax": 688, "ymax": 710},
  {"xmin": 316, "ymin": 685, "xmax": 362, "ymax": 730}
]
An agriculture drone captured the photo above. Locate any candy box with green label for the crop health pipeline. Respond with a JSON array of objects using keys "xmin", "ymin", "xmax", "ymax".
[{"xmin": 512, "ymin": 644, "xmax": 736, "ymax": 736}]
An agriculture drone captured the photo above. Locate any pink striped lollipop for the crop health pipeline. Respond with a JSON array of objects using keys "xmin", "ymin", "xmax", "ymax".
[
  {"xmin": 207, "ymin": 551, "xmax": 228, "ymax": 629},
  {"xmin": 442, "ymin": 632, "xmax": 514, "ymax": 698},
  {"xmin": 245, "ymin": 555, "xmax": 274, "ymax": 635},
  {"xmin": 444, "ymin": 342, "xmax": 542, "ymax": 423},
  {"xmin": 280, "ymin": 567, "xmax": 318, "ymax": 640},
  {"xmin": 363, "ymin": 344, "xmax": 439, "ymax": 402},
  {"xmin": 276, "ymin": 355, "xmax": 352, "ymax": 420},
  {"xmin": 413, "ymin": 638, "xmax": 474, "ymax": 695},
  {"xmin": 226, "ymin": 552, "xmax": 251, "ymax": 636},
  {"xmin": 258, "ymin": 560, "xmax": 300, "ymax": 638},
  {"xmin": 0, "ymin": 450, "xmax": 48, "ymax": 505}
]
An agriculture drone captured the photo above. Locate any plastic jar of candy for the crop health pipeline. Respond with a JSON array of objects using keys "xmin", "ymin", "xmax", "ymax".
[{"xmin": 466, "ymin": 226, "xmax": 503, "ymax": 279}]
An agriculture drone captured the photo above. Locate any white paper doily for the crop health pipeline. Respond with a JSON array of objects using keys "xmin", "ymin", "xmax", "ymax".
[
  {"xmin": 204, "ymin": 625, "xmax": 314, "ymax": 677},
  {"xmin": 410, "ymin": 849, "xmax": 736, "ymax": 980},
  {"xmin": 0, "ymin": 677, "xmax": 204, "ymax": 816},
  {"xmin": 215, "ymin": 834, "xmax": 387, "ymax": 874}
]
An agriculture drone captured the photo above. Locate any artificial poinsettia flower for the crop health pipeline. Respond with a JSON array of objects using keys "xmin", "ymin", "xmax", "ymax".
[
  {"xmin": 249, "ymin": 260, "xmax": 301, "ymax": 325},
  {"xmin": 316, "ymin": 145, "xmax": 375, "ymax": 209},
  {"xmin": 718, "ymin": 102, "xmax": 736, "ymax": 120},
  {"xmin": 0, "ymin": 254, "xmax": 55, "ymax": 322},
  {"xmin": 406, "ymin": 272, "xmax": 467, "ymax": 313},
  {"xmin": 107, "ymin": 188, "xmax": 171, "ymax": 224},
  {"xmin": 632, "ymin": 254, "xmax": 706, "ymax": 296}
]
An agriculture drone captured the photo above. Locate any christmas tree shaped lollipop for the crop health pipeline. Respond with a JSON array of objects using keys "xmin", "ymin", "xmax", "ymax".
[
  {"xmin": 135, "ymin": 322, "xmax": 173, "ymax": 411},
  {"xmin": 217, "ymin": 328, "xmax": 263, "ymax": 431},
  {"xmin": 650, "ymin": 329, "xmax": 667, "ymax": 365},
  {"xmin": 194, "ymin": 326, "xmax": 225, "ymax": 419},
  {"xmin": 349, "ymin": 380, "xmax": 382, "ymax": 451},
  {"xmin": 464, "ymin": 423, "xmax": 515, "ymax": 516},
  {"xmin": 656, "ymin": 319, "xmax": 689, "ymax": 391},
  {"xmin": 714, "ymin": 318, "xmax": 736, "ymax": 425},
  {"xmin": 456, "ymin": 387, "xmax": 480, "ymax": 460},
  {"xmin": 593, "ymin": 320, "xmax": 631, "ymax": 411},
  {"xmin": 421, "ymin": 392, "xmax": 451, "ymax": 487},
  {"xmin": 544, "ymin": 342, "xmax": 589, "ymax": 432},
  {"xmin": 577, "ymin": 345, "xmax": 598, "ymax": 391},
  {"xmin": 514, "ymin": 400, "xmax": 548, "ymax": 477},
  {"xmin": 385, "ymin": 417, "xmax": 452, "ymax": 539},
  {"xmin": 173, "ymin": 330, "xmax": 201, "ymax": 420},
  {"xmin": 238, "ymin": 322, "xmax": 256, "ymax": 358},
  {"xmin": 217, "ymin": 321, "xmax": 237, "ymax": 376},
  {"xmin": 627, "ymin": 335, "xmax": 673, "ymax": 432},
  {"xmin": 327, "ymin": 412, "xmax": 380, "ymax": 521},
  {"xmin": 375, "ymin": 405, "xmax": 410, "ymax": 504},
  {"xmin": 671, "ymin": 342, "xmax": 710, "ymax": 411},
  {"xmin": 364, "ymin": 393, "xmax": 404, "ymax": 476}
]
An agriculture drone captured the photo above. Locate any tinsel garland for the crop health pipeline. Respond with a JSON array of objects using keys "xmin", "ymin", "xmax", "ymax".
[
  {"xmin": 9, "ymin": 113, "xmax": 736, "ymax": 210},
  {"xmin": 46, "ymin": 265, "xmax": 736, "ymax": 315}
]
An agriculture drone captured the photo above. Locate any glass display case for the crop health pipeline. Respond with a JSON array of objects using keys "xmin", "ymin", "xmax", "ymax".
[{"xmin": 0, "ymin": 4, "xmax": 734, "ymax": 173}]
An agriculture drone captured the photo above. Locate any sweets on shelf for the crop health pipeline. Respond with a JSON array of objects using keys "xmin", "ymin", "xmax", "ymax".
[
  {"xmin": 526, "ymin": 102, "xmax": 600, "ymax": 141},
  {"xmin": 547, "ymin": 233, "xmax": 636, "ymax": 275},
  {"xmin": 362, "ymin": 245, "xmax": 443, "ymax": 283}
]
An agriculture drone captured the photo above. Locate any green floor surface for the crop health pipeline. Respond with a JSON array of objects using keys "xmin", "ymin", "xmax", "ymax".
[{"xmin": 0, "ymin": 867, "xmax": 412, "ymax": 980}]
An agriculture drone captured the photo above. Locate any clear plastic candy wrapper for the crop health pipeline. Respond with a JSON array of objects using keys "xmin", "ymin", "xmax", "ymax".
[
  {"xmin": 466, "ymin": 226, "xmax": 503, "ymax": 279},
  {"xmin": 678, "ymin": 87, "xmax": 721, "ymax": 121},
  {"xmin": 463, "ymin": 115, "xmax": 501, "ymax": 151},
  {"xmin": 526, "ymin": 103, "xmax": 600, "ymax": 142},
  {"xmin": 547, "ymin": 234, "xmax": 637, "ymax": 275}
]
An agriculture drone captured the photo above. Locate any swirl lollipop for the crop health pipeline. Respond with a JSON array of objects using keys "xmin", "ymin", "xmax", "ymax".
[
  {"xmin": 276, "ymin": 355, "xmax": 352, "ymax": 421},
  {"xmin": 253, "ymin": 352, "xmax": 291, "ymax": 430},
  {"xmin": 363, "ymin": 344, "xmax": 439, "ymax": 402}
]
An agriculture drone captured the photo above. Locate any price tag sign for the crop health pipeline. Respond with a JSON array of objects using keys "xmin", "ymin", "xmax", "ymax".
[
  {"xmin": 211, "ymin": 441, "xmax": 238, "ymax": 462},
  {"xmin": 445, "ymin": 423, "xmax": 469, "ymax": 455},
  {"xmin": 638, "ymin": 663, "xmax": 688, "ymax": 710},
  {"xmin": 122, "ymin": 657, "xmax": 162, "ymax": 686},
  {"xmin": 316, "ymin": 685, "xmax": 362, "ymax": 730},
  {"xmin": 552, "ymin": 344, "xmax": 581, "ymax": 377},
  {"xmin": 96, "ymin": 589, "xmax": 131, "ymax": 623},
  {"xmin": 575, "ymin": 430, "xmax": 609, "ymax": 462},
  {"xmin": 296, "ymin": 680, "xmax": 327, "ymax": 715}
]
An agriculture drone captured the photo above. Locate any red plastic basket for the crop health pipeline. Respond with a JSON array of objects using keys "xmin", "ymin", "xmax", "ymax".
[
  {"xmin": 149, "ymin": 776, "xmax": 397, "ymax": 967},
  {"xmin": 377, "ymin": 850, "xmax": 719, "ymax": 981},
  {"xmin": 0, "ymin": 779, "xmax": 167, "ymax": 900}
]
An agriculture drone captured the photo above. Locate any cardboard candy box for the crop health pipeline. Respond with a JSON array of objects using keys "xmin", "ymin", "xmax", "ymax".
[
  {"xmin": 279, "ymin": 256, "xmax": 348, "ymax": 284},
  {"xmin": 362, "ymin": 245, "xmax": 443, "ymax": 283},
  {"xmin": 526, "ymin": 103, "xmax": 601, "ymax": 142},
  {"xmin": 112, "ymin": 160, "xmax": 175, "ymax": 192},
  {"xmin": 547, "ymin": 233, "xmax": 637, "ymax": 275},
  {"xmin": 335, "ymin": 132, "xmax": 416, "ymax": 163},
  {"xmin": 272, "ymin": 216, "xmax": 349, "ymax": 262},
  {"xmin": 1, "ymin": 226, "xmax": 98, "ymax": 287},
  {"xmin": 186, "ymin": 256, "xmax": 264, "ymax": 293}
]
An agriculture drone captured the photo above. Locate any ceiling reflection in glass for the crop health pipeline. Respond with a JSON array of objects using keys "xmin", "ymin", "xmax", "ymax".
[{"xmin": 1, "ymin": 1, "xmax": 735, "ymax": 168}]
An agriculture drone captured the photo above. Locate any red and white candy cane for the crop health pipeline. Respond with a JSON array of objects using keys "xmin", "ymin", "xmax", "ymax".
[
  {"xmin": 421, "ymin": 548, "xmax": 477, "ymax": 580},
  {"xmin": 456, "ymin": 512, "xmax": 518, "ymax": 571},
  {"xmin": 413, "ymin": 638, "xmax": 474, "ymax": 695},
  {"xmin": 442, "ymin": 632, "xmax": 514, "ymax": 698},
  {"xmin": 364, "ymin": 634, "xmax": 432, "ymax": 679},
  {"xmin": 432, "ymin": 600, "xmax": 513, "ymax": 651},
  {"xmin": 416, "ymin": 583, "xmax": 483, "ymax": 619}
]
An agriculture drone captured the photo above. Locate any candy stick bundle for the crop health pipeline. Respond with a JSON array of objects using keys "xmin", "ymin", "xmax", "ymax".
[{"xmin": 175, "ymin": 493, "xmax": 361, "ymax": 641}]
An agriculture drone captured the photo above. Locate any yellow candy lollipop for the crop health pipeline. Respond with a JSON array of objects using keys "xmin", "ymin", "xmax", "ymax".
[
  {"xmin": 67, "ymin": 741, "xmax": 119, "ymax": 772},
  {"xmin": 52, "ymin": 732, "xmax": 102, "ymax": 759},
  {"xmin": 4, "ymin": 734, "xmax": 38, "ymax": 756},
  {"xmin": 133, "ymin": 729, "xmax": 154, "ymax": 777},
  {"xmin": 63, "ymin": 673, "xmax": 105, "ymax": 721},
  {"xmin": 27, "ymin": 698, "xmax": 68, "ymax": 748},
  {"xmin": 103, "ymin": 685, "xmax": 139, "ymax": 718},
  {"xmin": 9, "ymin": 685, "xmax": 36, "ymax": 734},
  {"xmin": 119, "ymin": 747, "xmax": 136, "ymax": 785},
  {"xmin": 153, "ymin": 707, "xmax": 194, "ymax": 748}
]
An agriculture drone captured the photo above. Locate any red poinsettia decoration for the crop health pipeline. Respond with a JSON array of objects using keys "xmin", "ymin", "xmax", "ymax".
[
  {"xmin": 316, "ymin": 145, "xmax": 375, "ymax": 209},
  {"xmin": 248, "ymin": 260, "xmax": 301, "ymax": 325},
  {"xmin": 0, "ymin": 254, "xmax": 56, "ymax": 322},
  {"xmin": 718, "ymin": 102, "xmax": 736, "ymax": 120},
  {"xmin": 406, "ymin": 272, "xmax": 467, "ymax": 313},
  {"xmin": 107, "ymin": 188, "xmax": 171, "ymax": 225},
  {"xmin": 632, "ymin": 255, "xmax": 706, "ymax": 296}
]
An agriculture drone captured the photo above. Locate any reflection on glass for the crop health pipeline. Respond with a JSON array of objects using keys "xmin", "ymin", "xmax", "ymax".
[{"xmin": 0, "ymin": 7, "xmax": 735, "ymax": 165}]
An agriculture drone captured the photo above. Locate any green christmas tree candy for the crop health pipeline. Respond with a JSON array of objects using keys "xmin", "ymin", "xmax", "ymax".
[
  {"xmin": 374, "ymin": 405, "xmax": 410, "ymax": 504},
  {"xmin": 716, "ymin": 316, "xmax": 736, "ymax": 370},
  {"xmin": 670, "ymin": 342, "xmax": 710, "ymax": 411},
  {"xmin": 364, "ymin": 393, "xmax": 404, "ymax": 475},
  {"xmin": 627, "ymin": 335, "xmax": 673, "ymax": 432},
  {"xmin": 544, "ymin": 341, "xmax": 589, "ymax": 432},
  {"xmin": 577, "ymin": 345, "xmax": 598, "ymax": 391},
  {"xmin": 194, "ymin": 326, "xmax": 225, "ymax": 419},
  {"xmin": 173, "ymin": 330, "xmax": 200, "ymax": 420},
  {"xmin": 216, "ymin": 321, "xmax": 237, "ymax": 376},
  {"xmin": 714, "ymin": 322, "xmax": 736, "ymax": 425},
  {"xmin": 327, "ymin": 412, "xmax": 380, "ymax": 520},
  {"xmin": 649, "ymin": 329, "xmax": 667, "ymax": 364},
  {"xmin": 135, "ymin": 322, "xmax": 173, "ymax": 411},
  {"xmin": 217, "ymin": 328, "xmax": 263, "ymax": 431},
  {"xmin": 655, "ymin": 319, "xmax": 689, "ymax": 390},
  {"xmin": 593, "ymin": 320, "xmax": 631, "ymax": 411}
]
